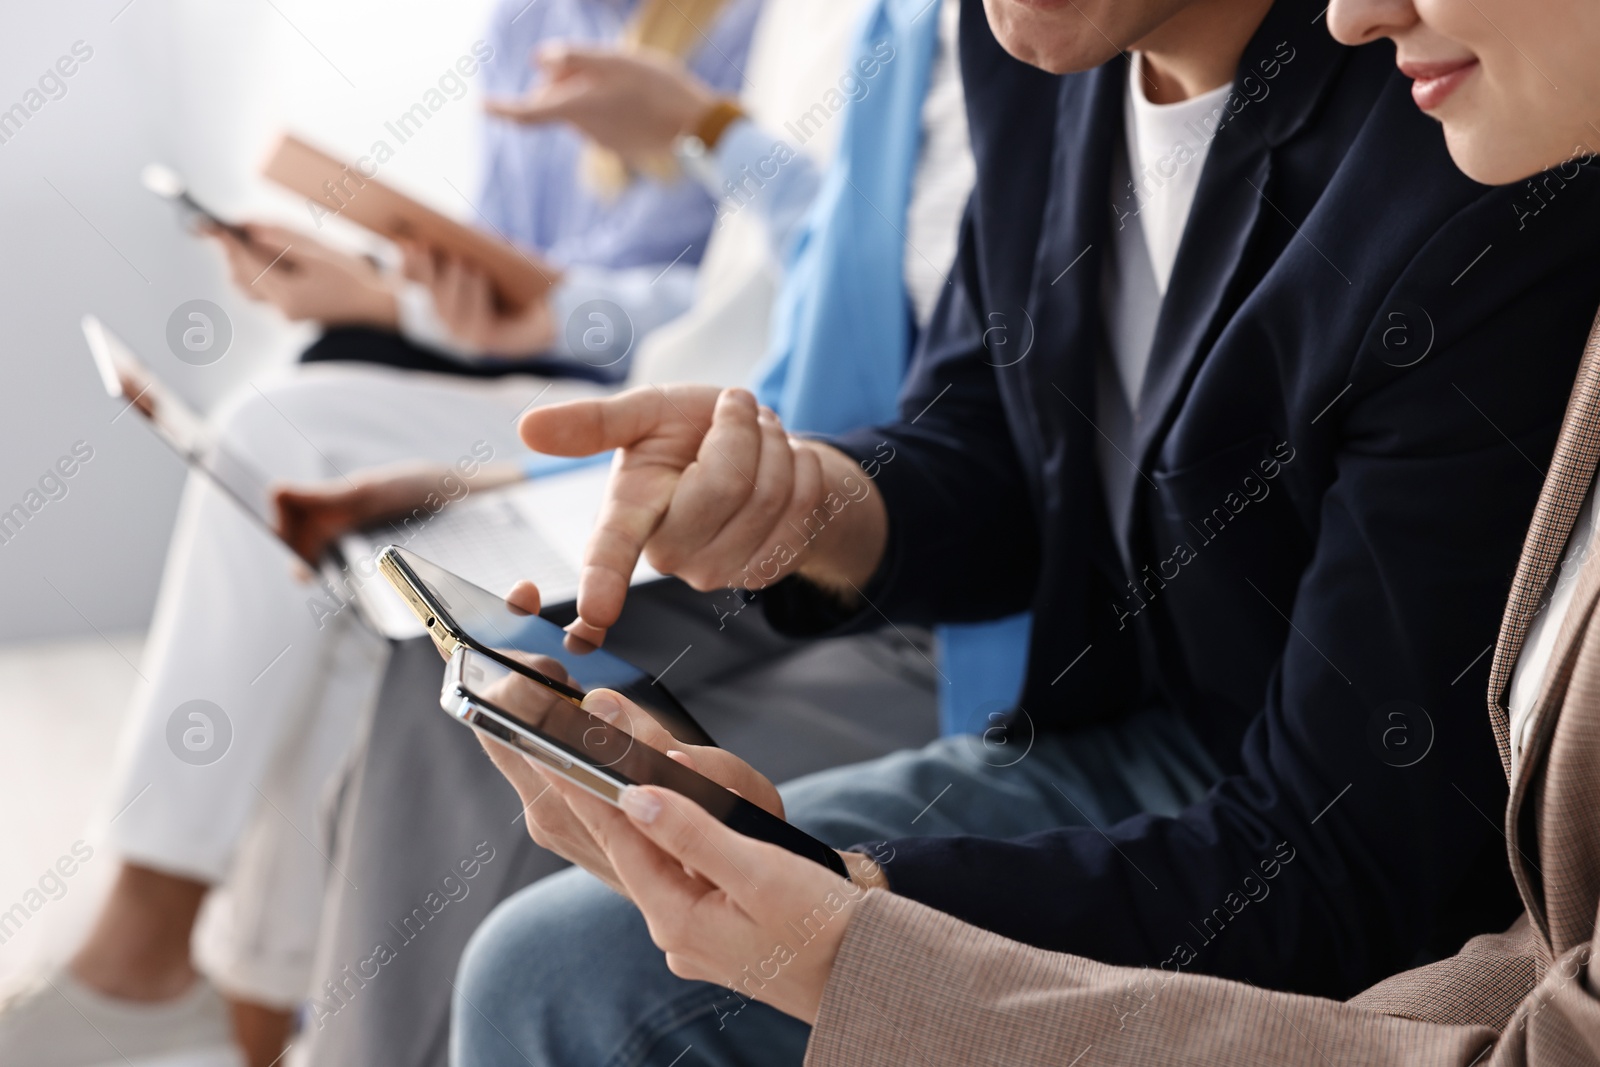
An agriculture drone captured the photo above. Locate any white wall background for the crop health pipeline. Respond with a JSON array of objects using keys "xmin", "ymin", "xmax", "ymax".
[{"xmin": 0, "ymin": 0, "xmax": 500, "ymax": 642}]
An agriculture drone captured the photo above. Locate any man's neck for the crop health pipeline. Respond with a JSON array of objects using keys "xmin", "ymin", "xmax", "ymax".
[{"xmin": 1132, "ymin": 0, "xmax": 1276, "ymax": 104}]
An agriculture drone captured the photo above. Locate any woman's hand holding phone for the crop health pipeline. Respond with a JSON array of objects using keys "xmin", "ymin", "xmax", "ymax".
[
  {"xmin": 475, "ymin": 618, "xmax": 791, "ymax": 893},
  {"xmin": 486, "ymin": 675, "xmax": 891, "ymax": 1024},
  {"xmin": 570, "ymin": 777, "xmax": 884, "ymax": 1025},
  {"xmin": 448, "ymin": 570, "xmax": 886, "ymax": 1009},
  {"xmin": 483, "ymin": 681, "xmax": 786, "ymax": 892}
]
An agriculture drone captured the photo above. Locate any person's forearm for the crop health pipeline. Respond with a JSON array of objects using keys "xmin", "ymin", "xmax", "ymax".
[
  {"xmin": 545, "ymin": 263, "xmax": 698, "ymax": 369},
  {"xmin": 693, "ymin": 119, "xmax": 822, "ymax": 259},
  {"xmin": 808, "ymin": 892, "xmax": 1511, "ymax": 1067},
  {"xmin": 789, "ymin": 442, "xmax": 889, "ymax": 601}
]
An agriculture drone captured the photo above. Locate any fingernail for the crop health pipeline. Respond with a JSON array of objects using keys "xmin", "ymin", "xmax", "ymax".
[
  {"xmin": 583, "ymin": 690, "xmax": 622, "ymax": 723},
  {"xmin": 620, "ymin": 786, "xmax": 661, "ymax": 824}
]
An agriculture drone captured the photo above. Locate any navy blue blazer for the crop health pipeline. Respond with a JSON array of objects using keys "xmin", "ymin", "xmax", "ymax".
[{"xmin": 778, "ymin": 0, "xmax": 1600, "ymax": 997}]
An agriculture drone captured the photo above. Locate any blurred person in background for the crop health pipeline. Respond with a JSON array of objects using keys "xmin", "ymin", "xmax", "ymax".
[
  {"xmin": 0, "ymin": 1, "xmax": 758, "ymax": 1066},
  {"xmin": 220, "ymin": 0, "xmax": 760, "ymax": 379}
]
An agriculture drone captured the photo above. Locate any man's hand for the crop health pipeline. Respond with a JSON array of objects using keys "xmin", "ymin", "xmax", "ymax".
[
  {"xmin": 399, "ymin": 243, "xmax": 556, "ymax": 358},
  {"xmin": 207, "ymin": 222, "xmax": 398, "ymax": 328},
  {"xmin": 519, "ymin": 385, "xmax": 889, "ymax": 644},
  {"xmin": 485, "ymin": 45, "xmax": 718, "ymax": 166},
  {"xmin": 272, "ymin": 460, "xmax": 524, "ymax": 566},
  {"xmin": 481, "ymin": 672, "xmax": 784, "ymax": 895}
]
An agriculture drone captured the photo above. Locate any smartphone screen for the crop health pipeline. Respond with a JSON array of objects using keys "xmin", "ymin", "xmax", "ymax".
[
  {"xmin": 452, "ymin": 648, "xmax": 850, "ymax": 877},
  {"xmin": 388, "ymin": 545, "xmax": 713, "ymax": 746}
]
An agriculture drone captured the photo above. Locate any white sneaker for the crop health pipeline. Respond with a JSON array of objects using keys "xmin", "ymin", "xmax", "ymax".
[{"xmin": 0, "ymin": 969, "xmax": 243, "ymax": 1067}]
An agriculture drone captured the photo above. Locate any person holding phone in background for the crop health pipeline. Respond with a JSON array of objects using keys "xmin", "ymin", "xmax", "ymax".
[
  {"xmin": 542, "ymin": 0, "xmax": 1600, "ymax": 1058},
  {"xmin": 214, "ymin": 0, "xmax": 758, "ymax": 377}
]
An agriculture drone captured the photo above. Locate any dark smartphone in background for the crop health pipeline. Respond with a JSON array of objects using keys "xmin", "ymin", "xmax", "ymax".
[{"xmin": 141, "ymin": 163, "xmax": 297, "ymax": 269}]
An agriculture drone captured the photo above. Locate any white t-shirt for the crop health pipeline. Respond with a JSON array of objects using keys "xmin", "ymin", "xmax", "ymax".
[
  {"xmin": 1103, "ymin": 55, "xmax": 1234, "ymax": 407},
  {"xmin": 904, "ymin": 0, "xmax": 974, "ymax": 330},
  {"xmin": 1505, "ymin": 474, "xmax": 1600, "ymax": 771},
  {"xmin": 1126, "ymin": 57, "xmax": 1233, "ymax": 294}
]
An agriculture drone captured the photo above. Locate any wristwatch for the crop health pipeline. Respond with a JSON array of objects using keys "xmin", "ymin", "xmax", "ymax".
[{"xmin": 673, "ymin": 97, "xmax": 746, "ymax": 186}]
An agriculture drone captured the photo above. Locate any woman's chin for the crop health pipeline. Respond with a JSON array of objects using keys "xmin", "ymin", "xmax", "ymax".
[{"xmin": 1442, "ymin": 125, "xmax": 1552, "ymax": 187}]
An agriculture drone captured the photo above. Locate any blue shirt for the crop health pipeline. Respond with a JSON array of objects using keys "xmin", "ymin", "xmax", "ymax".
[{"xmin": 477, "ymin": 0, "xmax": 762, "ymax": 271}]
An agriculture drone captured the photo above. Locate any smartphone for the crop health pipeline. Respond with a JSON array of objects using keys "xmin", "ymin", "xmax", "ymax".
[
  {"xmin": 376, "ymin": 544, "xmax": 713, "ymax": 747},
  {"xmin": 445, "ymin": 646, "xmax": 850, "ymax": 877},
  {"xmin": 140, "ymin": 164, "xmax": 253, "ymax": 242},
  {"xmin": 170, "ymin": 189, "xmax": 253, "ymax": 242},
  {"xmin": 141, "ymin": 163, "xmax": 301, "ymax": 275}
]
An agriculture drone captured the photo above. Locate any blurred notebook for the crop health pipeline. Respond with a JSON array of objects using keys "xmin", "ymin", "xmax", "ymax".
[{"xmin": 260, "ymin": 132, "xmax": 558, "ymax": 311}]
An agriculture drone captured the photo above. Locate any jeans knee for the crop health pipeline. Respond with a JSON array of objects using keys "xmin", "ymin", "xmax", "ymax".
[
  {"xmin": 457, "ymin": 880, "xmax": 562, "ymax": 1016},
  {"xmin": 452, "ymin": 869, "xmax": 621, "ymax": 1066}
]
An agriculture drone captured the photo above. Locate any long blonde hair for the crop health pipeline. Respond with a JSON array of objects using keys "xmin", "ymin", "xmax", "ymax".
[{"xmin": 586, "ymin": 0, "xmax": 732, "ymax": 193}]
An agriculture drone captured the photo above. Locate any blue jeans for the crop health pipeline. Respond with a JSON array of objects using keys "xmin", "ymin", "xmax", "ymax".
[{"xmin": 451, "ymin": 710, "xmax": 1220, "ymax": 1067}]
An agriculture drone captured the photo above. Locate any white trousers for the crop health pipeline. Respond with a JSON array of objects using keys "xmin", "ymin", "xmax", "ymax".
[{"xmin": 105, "ymin": 362, "xmax": 604, "ymax": 1006}]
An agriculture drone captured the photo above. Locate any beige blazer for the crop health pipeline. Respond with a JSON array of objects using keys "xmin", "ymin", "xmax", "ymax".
[{"xmin": 805, "ymin": 313, "xmax": 1600, "ymax": 1066}]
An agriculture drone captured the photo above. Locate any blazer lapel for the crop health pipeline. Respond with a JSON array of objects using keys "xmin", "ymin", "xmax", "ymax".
[
  {"xmin": 1130, "ymin": 117, "xmax": 1265, "ymax": 470},
  {"xmin": 1130, "ymin": 1, "xmax": 1348, "ymax": 472},
  {"xmin": 1016, "ymin": 63, "xmax": 1125, "ymax": 581},
  {"xmin": 1503, "ymin": 520, "xmax": 1600, "ymax": 945},
  {"xmin": 1486, "ymin": 310, "xmax": 1600, "ymax": 778}
]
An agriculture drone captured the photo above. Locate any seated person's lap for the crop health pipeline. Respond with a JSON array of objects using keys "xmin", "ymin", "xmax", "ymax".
[
  {"xmin": 301, "ymin": 326, "xmax": 620, "ymax": 385},
  {"xmin": 207, "ymin": 359, "xmax": 584, "ymax": 491},
  {"xmin": 454, "ymin": 709, "xmax": 1220, "ymax": 1067}
]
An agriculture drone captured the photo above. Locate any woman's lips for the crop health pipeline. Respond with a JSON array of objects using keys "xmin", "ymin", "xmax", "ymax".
[{"xmin": 1400, "ymin": 58, "xmax": 1480, "ymax": 111}]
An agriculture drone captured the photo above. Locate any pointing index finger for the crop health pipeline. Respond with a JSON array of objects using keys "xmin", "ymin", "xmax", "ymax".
[
  {"xmin": 574, "ymin": 453, "xmax": 678, "ymax": 636},
  {"xmin": 518, "ymin": 386, "xmax": 670, "ymax": 457},
  {"xmin": 522, "ymin": 388, "xmax": 715, "ymax": 634}
]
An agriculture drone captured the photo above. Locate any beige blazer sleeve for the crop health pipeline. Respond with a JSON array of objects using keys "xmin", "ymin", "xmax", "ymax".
[{"xmin": 805, "ymin": 891, "xmax": 1600, "ymax": 1067}]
